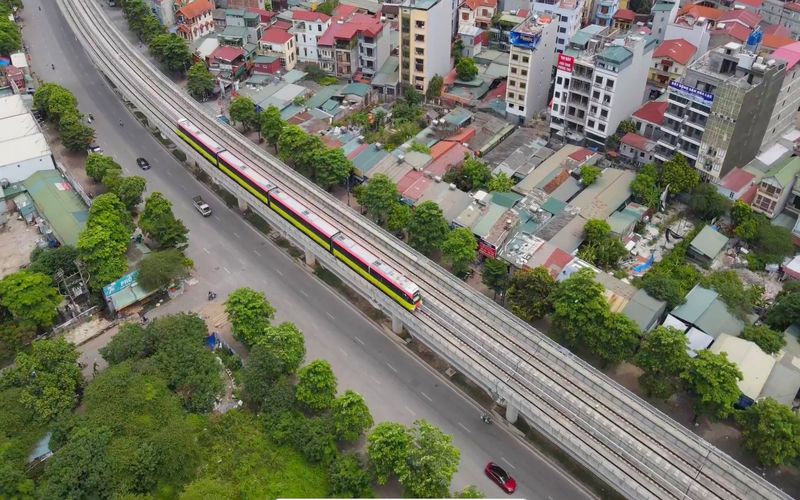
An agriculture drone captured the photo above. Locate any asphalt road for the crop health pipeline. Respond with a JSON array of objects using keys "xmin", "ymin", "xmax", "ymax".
[{"xmin": 21, "ymin": 2, "xmax": 593, "ymax": 498}]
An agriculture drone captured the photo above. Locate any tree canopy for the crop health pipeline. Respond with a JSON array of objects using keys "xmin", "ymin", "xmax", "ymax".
[
  {"xmin": 77, "ymin": 193, "xmax": 132, "ymax": 290},
  {"xmin": 224, "ymin": 287, "xmax": 276, "ymax": 346},
  {"xmin": 356, "ymin": 174, "xmax": 399, "ymax": 225},
  {"xmin": 260, "ymin": 104, "xmax": 285, "ymax": 149},
  {"xmin": 149, "ymin": 34, "xmax": 192, "ymax": 74},
  {"xmin": 736, "ymin": 398, "xmax": 800, "ymax": 467},
  {"xmin": 187, "ymin": 62, "xmax": 215, "ymax": 100},
  {"xmin": 257, "ymin": 321, "xmax": 306, "ymax": 375},
  {"xmin": 139, "ymin": 192, "xmax": 189, "ymax": 248},
  {"xmin": 482, "ymin": 258, "xmax": 510, "ymax": 299},
  {"xmin": 551, "ymin": 268, "xmax": 609, "ymax": 347},
  {"xmin": 741, "ymin": 324, "xmax": 785, "ymax": 355},
  {"xmin": 296, "ymin": 360, "xmax": 338, "ymax": 412},
  {"xmin": 455, "ymin": 57, "xmax": 478, "ymax": 80},
  {"xmin": 688, "ymin": 183, "xmax": 731, "ymax": 221},
  {"xmin": 328, "ymin": 454, "xmax": 373, "ymax": 498},
  {"xmin": 635, "ymin": 326, "xmax": 690, "ymax": 399},
  {"xmin": 229, "ymin": 96, "xmax": 258, "ymax": 131},
  {"xmin": 661, "ymin": 154, "xmax": 699, "ymax": 194},
  {"xmin": 442, "ymin": 227, "xmax": 477, "ymax": 277},
  {"xmin": 0, "ymin": 271, "xmax": 62, "ymax": 329},
  {"xmin": 137, "ymin": 249, "xmax": 191, "ymax": 291},
  {"xmin": 506, "ymin": 266, "xmax": 556, "ymax": 321},
  {"xmin": 28, "ymin": 245, "xmax": 80, "ymax": 280},
  {"xmin": 682, "ymin": 350, "xmax": 742, "ymax": 420},
  {"xmin": 580, "ymin": 165, "xmax": 601, "ymax": 186},
  {"xmin": 331, "ymin": 390, "xmax": 374, "ymax": 441},
  {"xmin": 408, "ymin": 201, "xmax": 449, "ymax": 255}
]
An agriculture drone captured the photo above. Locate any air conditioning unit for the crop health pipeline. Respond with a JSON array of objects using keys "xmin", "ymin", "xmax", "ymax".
[
  {"xmin": 398, "ymin": 154, "xmax": 405, "ymax": 161},
  {"xmin": 375, "ymin": 142, "xmax": 382, "ymax": 149}
]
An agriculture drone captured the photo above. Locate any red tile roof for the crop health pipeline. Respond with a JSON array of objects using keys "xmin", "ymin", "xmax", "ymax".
[
  {"xmin": 247, "ymin": 8, "xmax": 273, "ymax": 22},
  {"xmin": 398, "ymin": 170, "xmax": 425, "ymax": 197},
  {"xmin": 633, "ymin": 101, "xmax": 667, "ymax": 125},
  {"xmin": 713, "ymin": 22, "xmax": 752, "ymax": 42},
  {"xmin": 568, "ymin": 148, "xmax": 595, "ymax": 163},
  {"xmin": 763, "ymin": 24, "xmax": 792, "ymax": 37},
  {"xmin": 176, "ymin": 0, "xmax": 214, "ymax": 19},
  {"xmin": 541, "ymin": 247, "xmax": 574, "ymax": 277},
  {"xmin": 621, "ymin": 132, "xmax": 654, "ymax": 151},
  {"xmin": 273, "ymin": 20, "xmax": 293, "ymax": 30},
  {"xmin": 445, "ymin": 127, "xmax": 477, "ymax": 145},
  {"xmin": 720, "ymin": 167, "xmax": 755, "ymax": 192},
  {"xmin": 261, "ymin": 27, "xmax": 294, "ymax": 44},
  {"xmin": 676, "ymin": 5, "xmax": 723, "ymax": 21},
  {"xmin": 318, "ymin": 13, "xmax": 383, "ymax": 45},
  {"xmin": 292, "ymin": 9, "xmax": 331, "ymax": 23},
  {"xmin": 764, "ymin": 33, "xmax": 796, "ymax": 50},
  {"xmin": 517, "ymin": 8, "xmax": 530, "ymax": 18},
  {"xmin": 718, "ymin": 9, "xmax": 760, "ymax": 28},
  {"xmin": 348, "ymin": 143, "xmax": 369, "ymax": 161},
  {"xmin": 771, "ymin": 42, "xmax": 800, "ymax": 70},
  {"xmin": 653, "ymin": 38, "xmax": 697, "ymax": 65},
  {"xmin": 613, "ymin": 8, "xmax": 636, "ymax": 22},
  {"xmin": 463, "ymin": 0, "xmax": 498, "ymax": 11},
  {"xmin": 210, "ymin": 45, "xmax": 245, "ymax": 62},
  {"xmin": 740, "ymin": 184, "xmax": 759, "ymax": 204},
  {"xmin": 734, "ymin": 0, "xmax": 762, "ymax": 7},
  {"xmin": 427, "ymin": 143, "xmax": 469, "ymax": 177},
  {"xmin": 786, "ymin": 2, "xmax": 800, "ymax": 12},
  {"xmin": 332, "ymin": 4, "xmax": 358, "ymax": 19}
]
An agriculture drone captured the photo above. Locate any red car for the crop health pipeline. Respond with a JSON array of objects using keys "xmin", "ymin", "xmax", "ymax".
[{"xmin": 485, "ymin": 462, "xmax": 517, "ymax": 494}]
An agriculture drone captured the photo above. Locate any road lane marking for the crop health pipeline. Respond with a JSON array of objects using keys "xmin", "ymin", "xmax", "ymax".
[
  {"xmin": 202, "ymin": 247, "xmax": 210, "ymax": 254},
  {"xmin": 213, "ymin": 215, "xmax": 221, "ymax": 221},
  {"xmin": 238, "ymin": 258, "xmax": 246, "ymax": 267},
  {"xmin": 164, "ymin": 169, "xmax": 173, "ymax": 177},
  {"xmin": 420, "ymin": 391, "xmax": 433, "ymax": 402},
  {"xmin": 501, "ymin": 457, "xmax": 516, "ymax": 469},
  {"xmin": 370, "ymin": 375, "xmax": 381, "ymax": 385},
  {"xmin": 386, "ymin": 362, "xmax": 398, "ymax": 373},
  {"xmin": 326, "ymin": 312, "xmax": 335, "ymax": 320},
  {"xmin": 299, "ymin": 290, "xmax": 309, "ymax": 298},
  {"xmin": 275, "ymin": 269, "xmax": 284, "ymax": 276},
  {"xmin": 252, "ymin": 249, "xmax": 261, "ymax": 257},
  {"xmin": 404, "ymin": 405, "xmax": 416, "ymax": 416},
  {"xmin": 233, "ymin": 231, "xmax": 240, "ymax": 239},
  {"xmin": 353, "ymin": 336, "xmax": 365, "ymax": 346},
  {"xmin": 223, "ymin": 266, "xmax": 231, "ymax": 274},
  {"xmin": 338, "ymin": 347, "xmax": 348, "ymax": 357},
  {"xmin": 457, "ymin": 422, "xmax": 471, "ymax": 434}
]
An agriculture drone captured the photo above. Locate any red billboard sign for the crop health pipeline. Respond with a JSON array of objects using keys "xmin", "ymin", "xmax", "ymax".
[
  {"xmin": 479, "ymin": 241, "xmax": 497, "ymax": 259},
  {"xmin": 557, "ymin": 54, "xmax": 575, "ymax": 73}
]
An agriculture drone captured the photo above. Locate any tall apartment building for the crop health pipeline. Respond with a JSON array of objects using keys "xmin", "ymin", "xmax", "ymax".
[
  {"xmin": 289, "ymin": 10, "xmax": 332, "ymax": 64},
  {"xmin": 593, "ymin": 0, "xmax": 619, "ymax": 27},
  {"xmin": 655, "ymin": 43, "xmax": 785, "ymax": 181},
  {"xmin": 505, "ymin": 15, "xmax": 558, "ymax": 123},
  {"xmin": 762, "ymin": 0, "xmax": 800, "ymax": 39},
  {"xmin": 650, "ymin": 0, "xmax": 679, "ymax": 41},
  {"xmin": 318, "ymin": 14, "xmax": 389, "ymax": 78},
  {"xmin": 225, "ymin": 8, "xmax": 263, "ymax": 45},
  {"xmin": 762, "ymin": 42, "xmax": 800, "ymax": 148},
  {"xmin": 550, "ymin": 25, "xmax": 656, "ymax": 147},
  {"xmin": 531, "ymin": 0, "xmax": 586, "ymax": 53},
  {"xmin": 399, "ymin": 0, "xmax": 453, "ymax": 93}
]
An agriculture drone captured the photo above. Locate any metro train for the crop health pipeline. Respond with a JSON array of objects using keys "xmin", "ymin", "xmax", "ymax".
[{"xmin": 175, "ymin": 118, "xmax": 422, "ymax": 311}]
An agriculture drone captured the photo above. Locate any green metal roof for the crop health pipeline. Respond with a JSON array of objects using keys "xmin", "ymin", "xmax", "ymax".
[
  {"xmin": 490, "ymin": 191, "xmax": 522, "ymax": 208},
  {"xmin": 342, "ymin": 82, "xmax": 372, "ymax": 97},
  {"xmin": 220, "ymin": 26, "xmax": 249, "ymax": 38},
  {"xmin": 354, "ymin": 146, "xmax": 389, "ymax": 175},
  {"xmin": 598, "ymin": 45, "xmax": 632, "ymax": 65},
  {"xmin": 22, "ymin": 170, "xmax": 89, "ymax": 247},
  {"xmin": 652, "ymin": 2, "xmax": 675, "ymax": 11},
  {"xmin": 671, "ymin": 285, "xmax": 718, "ymax": 323},
  {"xmin": 225, "ymin": 9, "xmax": 246, "ymax": 16},
  {"xmin": 541, "ymin": 197, "xmax": 566, "ymax": 215},
  {"xmin": 689, "ymin": 225, "xmax": 729, "ymax": 259},
  {"xmin": 473, "ymin": 203, "xmax": 507, "ymax": 239},
  {"xmin": 764, "ymin": 156, "xmax": 800, "ymax": 188},
  {"xmin": 254, "ymin": 55, "xmax": 278, "ymax": 63}
]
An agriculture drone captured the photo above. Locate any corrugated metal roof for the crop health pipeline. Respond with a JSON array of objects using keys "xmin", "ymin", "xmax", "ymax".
[
  {"xmin": 689, "ymin": 225, "xmax": 728, "ymax": 259},
  {"xmin": 671, "ymin": 285, "xmax": 718, "ymax": 323},
  {"xmin": 22, "ymin": 170, "xmax": 88, "ymax": 247},
  {"xmin": 710, "ymin": 333, "xmax": 775, "ymax": 399}
]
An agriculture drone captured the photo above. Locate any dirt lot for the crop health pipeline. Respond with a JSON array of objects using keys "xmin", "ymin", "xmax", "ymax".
[{"xmin": 0, "ymin": 216, "xmax": 43, "ymax": 279}]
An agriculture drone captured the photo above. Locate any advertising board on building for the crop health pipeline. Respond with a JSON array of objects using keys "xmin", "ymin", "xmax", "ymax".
[
  {"xmin": 509, "ymin": 31, "xmax": 542, "ymax": 50},
  {"xmin": 557, "ymin": 54, "xmax": 574, "ymax": 73},
  {"xmin": 102, "ymin": 270, "xmax": 140, "ymax": 298},
  {"xmin": 479, "ymin": 241, "xmax": 497, "ymax": 258},
  {"xmin": 668, "ymin": 80, "xmax": 714, "ymax": 107}
]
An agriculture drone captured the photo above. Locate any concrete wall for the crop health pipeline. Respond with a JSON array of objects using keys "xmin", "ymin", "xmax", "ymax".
[{"xmin": 0, "ymin": 156, "xmax": 56, "ymax": 184}]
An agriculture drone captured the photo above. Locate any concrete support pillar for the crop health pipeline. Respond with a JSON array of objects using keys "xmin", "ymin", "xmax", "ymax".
[
  {"xmin": 391, "ymin": 314, "xmax": 403, "ymax": 334},
  {"xmin": 237, "ymin": 196, "xmax": 248, "ymax": 212},
  {"xmin": 505, "ymin": 404, "xmax": 519, "ymax": 424},
  {"xmin": 304, "ymin": 249, "xmax": 315, "ymax": 266}
]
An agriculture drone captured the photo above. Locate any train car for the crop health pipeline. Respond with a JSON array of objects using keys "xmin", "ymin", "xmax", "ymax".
[
  {"xmin": 176, "ymin": 118, "xmax": 225, "ymax": 165},
  {"xmin": 332, "ymin": 233, "xmax": 421, "ymax": 311},
  {"xmin": 269, "ymin": 188, "xmax": 339, "ymax": 251},
  {"xmin": 217, "ymin": 150, "xmax": 274, "ymax": 205}
]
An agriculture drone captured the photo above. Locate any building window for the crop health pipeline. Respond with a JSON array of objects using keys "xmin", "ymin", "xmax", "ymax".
[
  {"xmin": 593, "ymin": 91, "xmax": 600, "ymax": 99},
  {"xmin": 519, "ymin": 106, "xmax": 525, "ymax": 112},
  {"xmin": 521, "ymin": 69, "xmax": 527, "ymax": 76},
  {"xmin": 558, "ymin": 26, "xmax": 566, "ymax": 33},
  {"xmin": 606, "ymin": 79, "xmax": 615, "ymax": 89},
  {"xmin": 595, "ymin": 75, "xmax": 603, "ymax": 84},
  {"xmin": 557, "ymin": 38, "xmax": 565, "ymax": 45},
  {"xmin": 601, "ymin": 109, "xmax": 608, "ymax": 118},
  {"xmin": 590, "ymin": 106, "xmax": 597, "ymax": 113},
  {"xmin": 509, "ymin": 103, "xmax": 515, "ymax": 109},
  {"xmin": 588, "ymin": 119, "xmax": 595, "ymax": 127},
  {"xmin": 512, "ymin": 53, "xmax": 519, "ymax": 61},
  {"xmin": 511, "ymin": 67, "xmax": 517, "ymax": 74},
  {"xmin": 599, "ymin": 123, "xmax": 606, "ymax": 132},
  {"xmin": 509, "ymin": 80, "xmax": 516, "ymax": 87},
  {"xmin": 554, "ymin": 91, "xmax": 560, "ymax": 98},
  {"xmin": 415, "ymin": 34, "xmax": 424, "ymax": 42},
  {"xmin": 557, "ymin": 76, "xmax": 562, "ymax": 84},
  {"xmin": 519, "ymin": 82, "xmax": 526, "ymax": 89},
  {"xmin": 522, "ymin": 56, "xmax": 529, "ymax": 63},
  {"xmin": 462, "ymin": 12, "xmax": 469, "ymax": 20},
  {"xmin": 508, "ymin": 92, "xmax": 515, "ymax": 99}
]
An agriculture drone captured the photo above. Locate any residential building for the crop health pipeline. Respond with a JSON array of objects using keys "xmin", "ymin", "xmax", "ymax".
[
  {"xmin": 762, "ymin": 42, "xmax": 800, "ymax": 148},
  {"xmin": 252, "ymin": 54, "xmax": 282, "ymax": 74},
  {"xmin": 762, "ymin": 0, "xmax": 800, "ymax": 39},
  {"xmin": 593, "ymin": 0, "xmax": 618, "ymax": 27},
  {"xmin": 716, "ymin": 166, "xmax": 762, "ymax": 203},
  {"xmin": 208, "ymin": 45, "xmax": 248, "ymax": 80},
  {"xmin": 226, "ymin": 0, "xmax": 268, "ymax": 8},
  {"xmin": 531, "ymin": 0, "xmax": 586, "ymax": 53},
  {"xmin": 225, "ymin": 8, "xmax": 263, "ymax": 44},
  {"xmin": 733, "ymin": 0, "xmax": 762, "ymax": 15},
  {"xmin": 663, "ymin": 6, "xmax": 717, "ymax": 56},
  {"xmin": 651, "ymin": 0, "xmax": 680, "ymax": 42},
  {"xmin": 550, "ymin": 25, "xmax": 657, "ymax": 148},
  {"xmin": 648, "ymin": 38, "xmax": 697, "ymax": 87},
  {"xmin": 318, "ymin": 13, "xmax": 388, "ymax": 78},
  {"xmin": 0, "ymin": 95, "xmax": 55, "ymax": 183},
  {"xmin": 655, "ymin": 42, "xmax": 785, "ymax": 181},
  {"xmin": 458, "ymin": 24, "xmax": 487, "ymax": 57},
  {"xmin": 259, "ymin": 26, "xmax": 297, "ymax": 70},
  {"xmin": 751, "ymin": 156, "xmax": 800, "ymax": 218},
  {"xmin": 670, "ymin": 285, "xmax": 744, "ymax": 340},
  {"xmin": 289, "ymin": 10, "xmax": 331, "ymax": 64},
  {"xmin": 710, "ymin": 334, "xmax": 776, "ymax": 403},
  {"xmin": 612, "ymin": 8, "xmax": 635, "ymax": 31},
  {"xmin": 399, "ymin": 0, "xmax": 453, "ymax": 93},
  {"xmin": 458, "ymin": 0, "xmax": 497, "ymax": 29},
  {"xmin": 687, "ymin": 226, "xmax": 729, "ymax": 268},
  {"xmin": 631, "ymin": 100, "xmax": 666, "ymax": 139},
  {"xmin": 619, "ymin": 132, "xmax": 656, "ymax": 166},
  {"xmin": 176, "ymin": 0, "xmax": 216, "ymax": 42},
  {"xmin": 505, "ymin": 15, "xmax": 558, "ymax": 123}
]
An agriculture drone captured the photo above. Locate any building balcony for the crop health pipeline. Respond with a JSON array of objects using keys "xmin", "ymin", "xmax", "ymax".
[{"xmin": 677, "ymin": 146, "xmax": 698, "ymax": 160}]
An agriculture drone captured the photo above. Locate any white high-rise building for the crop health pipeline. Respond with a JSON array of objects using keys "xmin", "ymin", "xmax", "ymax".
[
  {"xmin": 531, "ymin": 0, "xmax": 586, "ymax": 53},
  {"xmin": 505, "ymin": 14, "xmax": 558, "ymax": 122}
]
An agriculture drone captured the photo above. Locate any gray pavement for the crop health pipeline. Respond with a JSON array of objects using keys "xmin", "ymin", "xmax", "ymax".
[{"xmin": 21, "ymin": 2, "xmax": 594, "ymax": 498}]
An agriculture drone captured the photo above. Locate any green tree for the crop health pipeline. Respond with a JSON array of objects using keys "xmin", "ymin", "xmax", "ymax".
[
  {"xmin": 260, "ymin": 104, "xmax": 285, "ymax": 150},
  {"xmin": 460, "ymin": 157, "xmax": 492, "ymax": 191},
  {"xmin": 296, "ymin": 416, "xmax": 338, "ymax": 464},
  {"xmin": 426, "ymin": 75, "xmax": 444, "ymax": 101},
  {"xmin": 753, "ymin": 222, "xmax": 794, "ymax": 264},
  {"xmin": 0, "ymin": 271, "xmax": 62, "ymax": 328},
  {"xmin": 551, "ymin": 268, "xmax": 610, "ymax": 347},
  {"xmin": 580, "ymin": 165, "xmax": 602, "ymax": 185},
  {"xmin": 257, "ymin": 321, "xmax": 306, "ymax": 375},
  {"xmin": 506, "ymin": 266, "xmax": 556, "ymax": 321},
  {"xmin": 640, "ymin": 274, "xmax": 684, "ymax": 310},
  {"xmin": 0, "ymin": 16, "xmax": 21, "ymax": 55},
  {"xmin": 180, "ymin": 477, "xmax": 237, "ymax": 500},
  {"xmin": 387, "ymin": 203, "xmax": 412, "ymax": 235},
  {"xmin": 77, "ymin": 193, "xmax": 132, "ymax": 290},
  {"xmin": 296, "ymin": 360, "xmax": 338, "ymax": 412},
  {"xmin": 408, "ymin": 201, "xmax": 449, "ymax": 255},
  {"xmin": 241, "ymin": 344, "xmax": 286, "ymax": 409},
  {"xmin": 5, "ymin": 338, "xmax": 83, "ymax": 422},
  {"xmin": 109, "ymin": 175, "xmax": 147, "ymax": 212},
  {"xmin": 589, "ymin": 312, "xmax": 640, "ymax": 366},
  {"xmin": 224, "ymin": 287, "xmax": 275, "ymax": 346},
  {"xmin": 149, "ymin": 34, "xmax": 192, "ymax": 74},
  {"xmin": 766, "ymin": 290, "xmax": 800, "ymax": 330},
  {"xmin": 584, "ymin": 219, "xmax": 611, "ymax": 242},
  {"xmin": 578, "ymin": 237, "xmax": 628, "ymax": 270},
  {"xmin": 137, "ymin": 249, "xmax": 190, "ymax": 291},
  {"xmin": 635, "ymin": 326, "xmax": 690, "ymax": 399},
  {"xmin": 332, "ymin": 390, "xmax": 374, "ymax": 441},
  {"xmin": 487, "ymin": 172, "xmax": 515, "ymax": 192},
  {"xmin": 700, "ymin": 270, "xmax": 761, "ymax": 319},
  {"xmin": 37, "ymin": 425, "xmax": 114, "ymax": 499},
  {"xmin": 688, "ymin": 183, "xmax": 731, "ymax": 221},
  {"xmin": 100, "ymin": 166, "xmax": 123, "ymax": 193},
  {"xmin": 329, "ymin": 454, "xmax": 373, "ymax": 498},
  {"xmin": 736, "ymin": 398, "xmax": 800, "ymax": 467},
  {"xmin": 454, "ymin": 486, "xmax": 485, "ymax": 498},
  {"xmin": 482, "ymin": 258, "xmax": 510, "ymax": 299},
  {"xmin": 99, "ymin": 322, "xmax": 149, "ymax": 365},
  {"xmin": 47, "ymin": 87, "xmax": 79, "ymax": 122},
  {"xmin": 356, "ymin": 173, "xmax": 399, "ymax": 224},
  {"xmin": 398, "ymin": 420, "xmax": 461, "ymax": 498},
  {"xmin": 58, "ymin": 113, "xmax": 95, "ymax": 152},
  {"xmin": 368, "ymin": 422, "xmax": 411, "ymax": 484},
  {"xmin": 730, "ymin": 200, "xmax": 754, "ymax": 226},
  {"xmin": 442, "ymin": 227, "xmax": 477, "ymax": 276},
  {"xmin": 186, "ymin": 62, "xmax": 215, "ymax": 100},
  {"xmin": 630, "ymin": 163, "xmax": 662, "ymax": 208},
  {"xmin": 86, "ymin": 153, "xmax": 122, "ymax": 182},
  {"xmin": 33, "ymin": 83, "xmax": 68, "ymax": 118},
  {"xmin": 741, "ymin": 324, "xmax": 786, "ymax": 354},
  {"xmin": 682, "ymin": 350, "xmax": 742, "ymax": 420},
  {"xmin": 139, "ymin": 192, "xmax": 189, "ymax": 248},
  {"xmin": 139, "ymin": 13, "xmax": 165, "ymax": 44},
  {"xmin": 456, "ymin": 57, "xmax": 478, "ymax": 80},
  {"xmin": 314, "ymin": 147, "xmax": 352, "ymax": 189},
  {"xmin": 661, "ymin": 154, "xmax": 699, "ymax": 194},
  {"xmin": 277, "ymin": 125, "xmax": 325, "ymax": 177},
  {"xmin": 229, "ymin": 96, "xmax": 258, "ymax": 131}
]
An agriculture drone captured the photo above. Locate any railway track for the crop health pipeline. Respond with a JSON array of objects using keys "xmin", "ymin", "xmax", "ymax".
[{"xmin": 59, "ymin": 1, "xmax": 792, "ymax": 498}]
